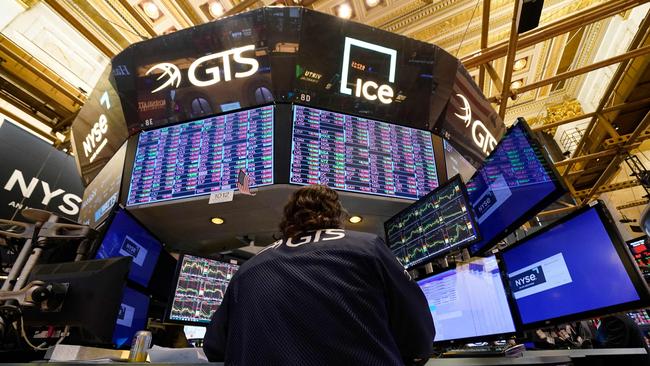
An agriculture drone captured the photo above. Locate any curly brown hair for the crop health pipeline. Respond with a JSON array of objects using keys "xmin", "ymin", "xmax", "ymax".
[{"xmin": 279, "ymin": 185, "xmax": 344, "ymax": 239}]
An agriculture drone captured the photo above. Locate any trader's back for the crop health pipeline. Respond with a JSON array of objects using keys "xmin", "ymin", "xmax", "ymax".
[{"xmin": 204, "ymin": 186, "xmax": 434, "ymax": 365}]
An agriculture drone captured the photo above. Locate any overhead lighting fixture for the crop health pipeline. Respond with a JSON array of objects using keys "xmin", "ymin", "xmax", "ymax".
[
  {"xmin": 337, "ymin": 3, "xmax": 353, "ymax": 19},
  {"xmin": 365, "ymin": 0, "xmax": 381, "ymax": 7},
  {"xmin": 211, "ymin": 217, "xmax": 225, "ymax": 225},
  {"xmin": 208, "ymin": 1, "xmax": 224, "ymax": 18},
  {"xmin": 142, "ymin": 1, "xmax": 161, "ymax": 20},
  {"xmin": 510, "ymin": 79, "xmax": 524, "ymax": 89},
  {"xmin": 348, "ymin": 215, "xmax": 362, "ymax": 224},
  {"xmin": 513, "ymin": 57, "xmax": 528, "ymax": 71}
]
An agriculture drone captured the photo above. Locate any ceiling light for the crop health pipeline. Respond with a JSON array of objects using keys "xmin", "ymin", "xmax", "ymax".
[
  {"xmin": 211, "ymin": 217, "xmax": 225, "ymax": 225},
  {"xmin": 142, "ymin": 1, "xmax": 160, "ymax": 20},
  {"xmin": 337, "ymin": 3, "xmax": 353, "ymax": 19},
  {"xmin": 513, "ymin": 57, "xmax": 528, "ymax": 71},
  {"xmin": 365, "ymin": 0, "xmax": 380, "ymax": 7},
  {"xmin": 208, "ymin": 1, "xmax": 224, "ymax": 18},
  {"xmin": 348, "ymin": 215, "xmax": 362, "ymax": 224},
  {"xmin": 510, "ymin": 79, "xmax": 523, "ymax": 89}
]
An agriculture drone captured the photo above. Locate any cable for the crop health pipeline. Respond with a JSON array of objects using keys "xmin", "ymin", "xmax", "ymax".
[
  {"xmin": 455, "ymin": 0, "xmax": 481, "ymax": 58},
  {"xmin": 20, "ymin": 316, "xmax": 48, "ymax": 351}
]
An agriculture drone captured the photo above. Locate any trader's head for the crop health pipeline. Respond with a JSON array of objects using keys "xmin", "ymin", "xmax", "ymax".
[{"xmin": 279, "ymin": 185, "xmax": 343, "ymax": 239}]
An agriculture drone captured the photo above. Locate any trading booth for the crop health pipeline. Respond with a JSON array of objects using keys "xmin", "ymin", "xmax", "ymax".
[{"xmin": 1, "ymin": 6, "xmax": 649, "ymax": 365}]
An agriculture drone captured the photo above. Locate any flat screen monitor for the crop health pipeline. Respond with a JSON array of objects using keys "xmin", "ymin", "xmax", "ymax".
[
  {"xmin": 95, "ymin": 209, "xmax": 163, "ymax": 287},
  {"xmin": 113, "ymin": 286, "xmax": 150, "ymax": 348},
  {"xmin": 499, "ymin": 203, "xmax": 650, "ymax": 329},
  {"xmin": 78, "ymin": 141, "xmax": 127, "ymax": 228},
  {"xmin": 385, "ymin": 175, "xmax": 480, "ymax": 269},
  {"xmin": 127, "ymin": 105, "xmax": 273, "ymax": 206},
  {"xmin": 290, "ymin": 105, "xmax": 439, "ymax": 200},
  {"xmin": 166, "ymin": 254, "xmax": 239, "ymax": 325},
  {"xmin": 627, "ymin": 236, "xmax": 650, "ymax": 267},
  {"xmin": 416, "ymin": 256, "xmax": 516, "ymax": 344},
  {"xmin": 466, "ymin": 119, "xmax": 565, "ymax": 255},
  {"xmin": 444, "ymin": 139, "xmax": 475, "ymax": 183},
  {"xmin": 628, "ymin": 309, "xmax": 650, "ymax": 326}
]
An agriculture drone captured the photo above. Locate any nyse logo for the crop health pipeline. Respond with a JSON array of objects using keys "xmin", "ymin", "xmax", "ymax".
[
  {"xmin": 510, "ymin": 266, "xmax": 546, "ymax": 292},
  {"xmin": 83, "ymin": 91, "xmax": 111, "ymax": 162},
  {"xmin": 3, "ymin": 169, "xmax": 82, "ymax": 215},
  {"xmin": 454, "ymin": 94, "xmax": 498, "ymax": 155},
  {"xmin": 146, "ymin": 44, "xmax": 259, "ymax": 93},
  {"xmin": 340, "ymin": 37, "xmax": 396, "ymax": 104}
]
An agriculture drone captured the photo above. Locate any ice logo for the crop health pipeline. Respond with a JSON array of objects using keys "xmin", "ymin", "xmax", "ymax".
[
  {"xmin": 146, "ymin": 63, "xmax": 181, "ymax": 93},
  {"xmin": 454, "ymin": 93, "xmax": 498, "ymax": 155}
]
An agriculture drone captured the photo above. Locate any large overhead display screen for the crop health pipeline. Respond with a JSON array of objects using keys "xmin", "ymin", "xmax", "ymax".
[
  {"xmin": 290, "ymin": 105, "xmax": 438, "ymax": 199},
  {"xmin": 127, "ymin": 106, "xmax": 273, "ymax": 206},
  {"xmin": 385, "ymin": 176, "xmax": 480, "ymax": 269},
  {"xmin": 466, "ymin": 120, "xmax": 565, "ymax": 255}
]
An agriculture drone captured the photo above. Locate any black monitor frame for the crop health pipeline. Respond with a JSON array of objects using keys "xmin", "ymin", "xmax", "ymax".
[
  {"xmin": 497, "ymin": 201, "xmax": 650, "ymax": 331},
  {"xmin": 467, "ymin": 118, "xmax": 567, "ymax": 256},
  {"xmin": 164, "ymin": 253, "xmax": 241, "ymax": 326},
  {"xmin": 384, "ymin": 174, "xmax": 481, "ymax": 269},
  {"xmin": 415, "ymin": 255, "xmax": 518, "ymax": 346}
]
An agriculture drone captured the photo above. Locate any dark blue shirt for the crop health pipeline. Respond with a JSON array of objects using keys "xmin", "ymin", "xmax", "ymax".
[{"xmin": 203, "ymin": 230, "xmax": 434, "ymax": 365}]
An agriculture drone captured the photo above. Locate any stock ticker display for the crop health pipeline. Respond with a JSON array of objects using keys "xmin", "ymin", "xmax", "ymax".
[
  {"xmin": 385, "ymin": 176, "xmax": 480, "ymax": 269},
  {"xmin": 290, "ymin": 105, "xmax": 439, "ymax": 199},
  {"xmin": 168, "ymin": 255, "xmax": 239, "ymax": 324},
  {"xmin": 127, "ymin": 106, "xmax": 273, "ymax": 205}
]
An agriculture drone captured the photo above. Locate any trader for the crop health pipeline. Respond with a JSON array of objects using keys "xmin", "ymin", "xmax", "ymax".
[{"xmin": 204, "ymin": 185, "xmax": 435, "ymax": 365}]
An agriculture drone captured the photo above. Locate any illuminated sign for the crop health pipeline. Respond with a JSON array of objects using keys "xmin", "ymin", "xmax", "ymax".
[
  {"xmin": 340, "ymin": 37, "xmax": 396, "ymax": 104},
  {"xmin": 82, "ymin": 91, "xmax": 112, "ymax": 163},
  {"xmin": 146, "ymin": 44, "xmax": 259, "ymax": 93},
  {"xmin": 3, "ymin": 169, "xmax": 82, "ymax": 215},
  {"xmin": 454, "ymin": 93, "xmax": 498, "ymax": 156}
]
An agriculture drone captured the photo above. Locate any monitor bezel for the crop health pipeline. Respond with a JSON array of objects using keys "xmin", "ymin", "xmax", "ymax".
[
  {"xmin": 92, "ymin": 206, "xmax": 165, "ymax": 289},
  {"xmin": 164, "ymin": 253, "xmax": 241, "ymax": 326},
  {"xmin": 384, "ymin": 174, "xmax": 482, "ymax": 269},
  {"xmin": 467, "ymin": 118, "xmax": 568, "ymax": 256},
  {"xmin": 497, "ymin": 201, "xmax": 650, "ymax": 331},
  {"xmin": 415, "ymin": 255, "xmax": 518, "ymax": 346},
  {"xmin": 288, "ymin": 103, "xmax": 441, "ymax": 201},
  {"xmin": 124, "ymin": 104, "xmax": 276, "ymax": 208}
]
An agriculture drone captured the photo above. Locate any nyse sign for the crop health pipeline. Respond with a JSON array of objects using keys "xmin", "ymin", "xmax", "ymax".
[
  {"xmin": 82, "ymin": 91, "xmax": 111, "ymax": 163},
  {"xmin": 146, "ymin": 44, "xmax": 259, "ymax": 93},
  {"xmin": 454, "ymin": 94, "xmax": 498, "ymax": 156}
]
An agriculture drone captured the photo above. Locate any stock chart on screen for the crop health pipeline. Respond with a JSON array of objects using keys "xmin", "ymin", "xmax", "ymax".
[
  {"xmin": 127, "ymin": 106, "xmax": 273, "ymax": 206},
  {"xmin": 290, "ymin": 105, "xmax": 438, "ymax": 199},
  {"xmin": 385, "ymin": 176, "xmax": 480, "ymax": 269},
  {"xmin": 168, "ymin": 255, "xmax": 239, "ymax": 324}
]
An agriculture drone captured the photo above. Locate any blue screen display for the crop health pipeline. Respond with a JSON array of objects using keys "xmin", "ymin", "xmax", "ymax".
[
  {"xmin": 95, "ymin": 209, "xmax": 162, "ymax": 287},
  {"xmin": 113, "ymin": 286, "xmax": 150, "ymax": 348},
  {"xmin": 501, "ymin": 206, "xmax": 641, "ymax": 325},
  {"xmin": 417, "ymin": 256, "xmax": 515, "ymax": 342},
  {"xmin": 466, "ymin": 122, "xmax": 562, "ymax": 254}
]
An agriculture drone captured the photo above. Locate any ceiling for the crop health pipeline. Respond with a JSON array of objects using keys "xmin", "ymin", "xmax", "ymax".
[{"xmin": 0, "ymin": 0, "xmax": 649, "ymax": 242}]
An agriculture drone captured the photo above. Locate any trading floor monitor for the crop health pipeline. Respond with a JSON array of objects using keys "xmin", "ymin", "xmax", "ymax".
[
  {"xmin": 416, "ymin": 256, "xmax": 516, "ymax": 344},
  {"xmin": 499, "ymin": 202, "xmax": 650, "ymax": 330},
  {"xmin": 94, "ymin": 208, "xmax": 163, "ymax": 287},
  {"xmin": 466, "ymin": 119, "xmax": 565, "ymax": 255},
  {"xmin": 113, "ymin": 286, "xmax": 150, "ymax": 348},
  {"xmin": 627, "ymin": 236, "xmax": 650, "ymax": 268},
  {"xmin": 166, "ymin": 254, "xmax": 240, "ymax": 325},
  {"xmin": 385, "ymin": 175, "xmax": 480, "ymax": 269}
]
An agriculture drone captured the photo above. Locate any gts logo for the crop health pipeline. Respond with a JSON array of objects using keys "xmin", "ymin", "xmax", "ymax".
[{"xmin": 260, "ymin": 229, "xmax": 346, "ymax": 253}]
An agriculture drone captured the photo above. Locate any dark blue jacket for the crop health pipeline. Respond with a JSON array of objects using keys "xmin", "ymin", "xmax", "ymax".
[{"xmin": 203, "ymin": 229, "xmax": 434, "ymax": 365}]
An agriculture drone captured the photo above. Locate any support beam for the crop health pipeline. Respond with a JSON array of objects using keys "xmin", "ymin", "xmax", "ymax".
[
  {"xmin": 462, "ymin": 0, "xmax": 644, "ymax": 68},
  {"xmin": 116, "ymin": 0, "xmax": 158, "ymax": 38},
  {"xmin": 617, "ymin": 199, "xmax": 650, "ymax": 210},
  {"xmin": 531, "ymin": 97, "xmax": 650, "ymax": 132},
  {"xmin": 0, "ymin": 106, "xmax": 56, "ymax": 143},
  {"xmin": 537, "ymin": 206, "xmax": 578, "ymax": 217},
  {"xmin": 174, "ymin": 1, "xmax": 204, "ymax": 26},
  {"xmin": 478, "ymin": 0, "xmax": 491, "ymax": 92},
  {"xmin": 573, "ymin": 179, "xmax": 639, "ymax": 199},
  {"xmin": 554, "ymin": 148, "xmax": 621, "ymax": 167},
  {"xmin": 485, "ymin": 63, "xmax": 503, "ymax": 93},
  {"xmin": 498, "ymin": 0, "xmax": 522, "ymax": 119},
  {"xmin": 605, "ymin": 129, "xmax": 650, "ymax": 147},
  {"xmin": 224, "ymin": 0, "xmax": 260, "ymax": 17}
]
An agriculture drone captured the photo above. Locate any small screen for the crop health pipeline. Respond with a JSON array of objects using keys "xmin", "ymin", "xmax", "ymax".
[
  {"xmin": 628, "ymin": 309, "xmax": 650, "ymax": 326},
  {"xmin": 95, "ymin": 209, "xmax": 162, "ymax": 287},
  {"xmin": 628, "ymin": 236, "xmax": 650, "ymax": 267},
  {"xmin": 113, "ymin": 286, "xmax": 150, "ymax": 348},
  {"xmin": 417, "ymin": 256, "xmax": 516, "ymax": 343},
  {"xmin": 501, "ymin": 206, "xmax": 643, "ymax": 326},
  {"xmin": 168, "ymin": 255, "xmax": 239, "ymax": 325},
  {"xmin": 443, "ymin": 139, "xmax": 475, "ymax": 183},
  {"xmin": 466, "ymin": 122, "xmax": 564, "ymax": 254},
  {"xmin": 290, "ymin": 105, "xmax": 438, "ymax": 199},
  {"xmin": 127, "ymin": 106, "xmax": 273, "ymax": 206},
  {"xmin": 78, "ymin": 142, "xmax": 127, "ymax": 228},
  {"xmin": 385, "ymin": 176, "xmax": 480, "ymax": 269}
]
